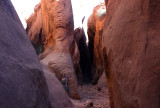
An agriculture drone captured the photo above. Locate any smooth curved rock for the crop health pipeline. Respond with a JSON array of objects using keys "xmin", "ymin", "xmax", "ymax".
[
  {"xmin": 102, "ymin": 0, "xmax": 160, "ymax": 107},
  {"xmin": 87, "ymin": 3, "xmax": 106, "ymax": 84},
  {"xmin": 0, "ymin": 0, "xmax": 50, "ymax": 107}
]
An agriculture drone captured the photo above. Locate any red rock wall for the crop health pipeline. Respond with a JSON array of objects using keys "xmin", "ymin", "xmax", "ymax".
[
  {"xmin": 87, "ymin": 3, "xmax": 106, "ymax": 84},
  {"xmin": 40, "ymin": 0, "xmax": 79, "ymax": 99},
  {"xmin": 73, "ymin": 28, "xmax": 91, "ymax": 83},
  {"xmin": 102, "ymin": 0, "xmax": 160, "ymax": 107}
]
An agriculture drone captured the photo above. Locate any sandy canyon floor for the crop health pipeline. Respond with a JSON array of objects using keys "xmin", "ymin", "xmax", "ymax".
[{"xmin": 71, "ymin": 84, "xmax": 110, "ymax": 108}]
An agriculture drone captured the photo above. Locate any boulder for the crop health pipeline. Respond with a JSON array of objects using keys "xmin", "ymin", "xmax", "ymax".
[
  {"xmin": 102, "ymin": 0, "xmax": 160, "ymax": 107},
  {"xmin": 97, "ymin": 72, "xmax": 107, "ymax": 88},
  {"xmin": 0, "ymin": 0, "xmax": 50, "ymax": 107},
  {"xmin": 87, "ymin": 3, "xmax": 106, "ymax": 84},
  {"xmin": 42, "ymin": 64, "xmax": 73, "ymax": 108}
]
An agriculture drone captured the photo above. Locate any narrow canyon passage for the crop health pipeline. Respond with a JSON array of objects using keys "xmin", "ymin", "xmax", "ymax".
[
  {"xmin": 1, "ymin": 0, "xmax": 159, "ymax": 108},
  {"xmin": 23, "ymin": 0, "xmax": 110, "ymax": 107},
  {"xmin": 16, "ymin": 0, "xmax": 110, "ymax": 107}
]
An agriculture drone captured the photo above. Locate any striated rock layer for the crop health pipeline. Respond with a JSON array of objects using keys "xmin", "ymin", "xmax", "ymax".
[
  {"xmin": 0, "ymin": 0, "xmax": 50, "ymax": 107},
  {"xmin": 87, "ymin": 3, "xmax": 106, "ymax": 84},
  {"xmin": 102, "ymin": 0, "xmax": 160, "ymax": 108}
]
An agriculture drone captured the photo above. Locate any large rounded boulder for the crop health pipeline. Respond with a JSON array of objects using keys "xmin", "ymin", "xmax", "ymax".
[{"xmin": 0, "ymin": 0, "xmax": 50, "ymax": 107}]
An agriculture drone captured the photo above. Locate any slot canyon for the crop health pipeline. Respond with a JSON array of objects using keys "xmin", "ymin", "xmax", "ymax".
[{"xmin": 0, "ymin": 0, "xmax": 160, "ymax": 108}]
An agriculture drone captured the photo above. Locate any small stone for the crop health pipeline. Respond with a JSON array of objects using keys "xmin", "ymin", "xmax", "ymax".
[
  {"xmin": 97, "ymin": 86, "xmax": 101, "ymax": 91},
  {"xmin": 89, "ymin": 102, "xmax": 94, "ymax": 107}
]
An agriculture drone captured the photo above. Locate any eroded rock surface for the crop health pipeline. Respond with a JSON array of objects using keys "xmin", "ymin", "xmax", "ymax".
[
  {"xmin": 26, "ymin": 3, "xmax": 43, "ymax": 55},
  {"xmin": 0, "ymin": 0, "xmax": 50, "ymax": 107},
  {"xmin": 26, "ymin": 0, "xmax": 80, "ymax": 99},
  {"xmin": 40, "ymin": 0, "xmax": 79, "ymax": 99},
  {"xmin": 102, "ymin": 0, "xmax": 160, "ymax": 108},
  {"xmin": 87, "ymin": 3, "xmax": 106, "ymax": 84}
]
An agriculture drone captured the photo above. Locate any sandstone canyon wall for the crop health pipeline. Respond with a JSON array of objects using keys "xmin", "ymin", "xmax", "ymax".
[
  {"xmin": 26, "ymin": 0, "xmax": 80, "ymax": 99},
  {"xmin": 102, "ymin": 0, "xmax": 160, "ymax": 108},
  {"xmin": 40, "ymin": 0, "xmax": 80, "ymax": 99},
  {"xmin": 73, "ymin": 28, "xmax": 91, "ymax": 83},
  {"xmin": 0, "ymin": 0, "xmax": 51, "ymax": 107},
  {"xmin": 87, "ymin": 3, "xmax": 106, "ymax": 84}
]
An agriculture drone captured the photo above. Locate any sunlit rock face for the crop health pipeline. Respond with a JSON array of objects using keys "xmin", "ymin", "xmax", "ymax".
[
  {"xmin": 87, "ymin": 3, "xmax": 106, "ymax": 84},
  {"xmin": 102, "ymin": 0, "xmax": 160, "ymax": 108},
  {"xmin": 41, "ymin": 0, "xmax": 80, "ymax": 99},
  {"xmin": 0, "ymin": 0, "xmax": 50, "ymax": 107},
  {"xmin": 26, "ymin": 3, "xmax": 43, "ymax": 55},
  {"xmin": 26, "ymin": 0, "xmax": 80, "ymax": 99},
  {"xmin": 41, "ymin": 0, "xmax": 74, "ymax": 52}
]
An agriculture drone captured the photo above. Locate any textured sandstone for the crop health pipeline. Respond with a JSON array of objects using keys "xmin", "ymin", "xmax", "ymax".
[
  {"xmin": 40, "ymin": 0, "xmax": 79, "ymax": 99},
  {"xmin": 87, "ymin": 3, "xmax": 106, "ymax": 84},
  {"xmin": 26, "ymin": 3, "xmax": 44, "ymax": 54},
  {"xmin": 41, "ymin": 0, "xmax": 74, "ymax": 52},
  {"xmin": 41, "ymin": 53, "xmax": 80, "ymax": 99},
  {"xmin": 26, "ymin": 3, "xmax": 42, "ymax": 46},
  {"xmin": 0, "ymin": 0, "xmax": 50, "ymax": 107},
  {"xmin": 102, "ymin": 0, "xmax": 160, "ymax": 108},
  {"xmin": 26, "ymin": 0, "xmax": 80, "ymax": 99}
]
